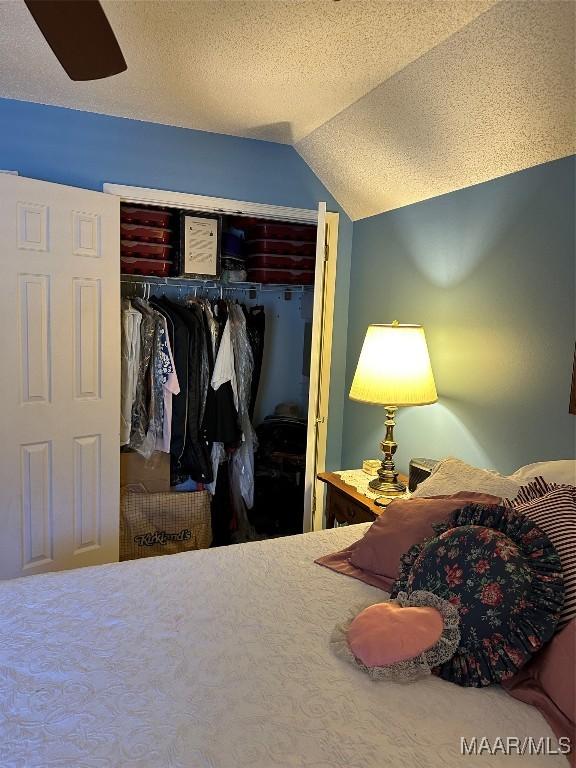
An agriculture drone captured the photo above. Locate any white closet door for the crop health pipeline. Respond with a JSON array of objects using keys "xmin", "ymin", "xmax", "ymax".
[
  {"xmin": 304, "ymin": 204, "xmax": 339, "ymax": 532},
  {"xmin": 0, "ymin": 175, "xmax": 120, "ymax": 579}
]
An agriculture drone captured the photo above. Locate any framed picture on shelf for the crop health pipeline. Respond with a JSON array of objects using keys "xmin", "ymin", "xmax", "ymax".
[{"xmin": 179, "ymin": 213, "xmax": 221, "ymax": 278}]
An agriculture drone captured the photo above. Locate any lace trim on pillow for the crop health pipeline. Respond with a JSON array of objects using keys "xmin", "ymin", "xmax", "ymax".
[{"xmin": 330, "ymin": 590, "xmax": 460, "ymax": 683}]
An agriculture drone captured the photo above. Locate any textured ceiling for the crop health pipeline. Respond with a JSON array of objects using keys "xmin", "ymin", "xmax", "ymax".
[
  {"xmin": 297, "ymin": 0, "xmax": 576, "ymax": 219},
  {"xmin": 0, "ymin": 0, "xmax": 494, "ymax": 143},
  {"xmin": 0, "ymin": 0, "xmax": 573, "ymax": 219}
]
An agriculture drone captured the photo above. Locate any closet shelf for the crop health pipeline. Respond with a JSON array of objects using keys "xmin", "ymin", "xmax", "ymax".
[{"xmin": 120, "ymin": 273, "xmax": 314, "ymax": 293}]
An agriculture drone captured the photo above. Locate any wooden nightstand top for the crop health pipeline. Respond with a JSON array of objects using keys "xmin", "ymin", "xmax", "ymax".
[{"xmin": 318, "ymin": 470, "xmax": 409, "ymax": 517}]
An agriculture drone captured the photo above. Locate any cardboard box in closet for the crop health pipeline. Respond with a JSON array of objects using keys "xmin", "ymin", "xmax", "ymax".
[{"xmin": 120, "ymin": 451, "xmax": 170, "ymax": 493}]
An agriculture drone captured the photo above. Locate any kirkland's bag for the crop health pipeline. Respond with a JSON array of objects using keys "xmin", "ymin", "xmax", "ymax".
[{"xmin": 120, "ymin": 490, "xmax": 212, "ymax": 561}]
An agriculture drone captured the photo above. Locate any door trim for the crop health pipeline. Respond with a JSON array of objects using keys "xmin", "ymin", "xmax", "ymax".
[
  {"xmin": 103, "ymin": 183, "xmax": 318, "ymax": 224},
  {"xmin": 303, "ymin": 210, "xmax": 339, "ymax": 532}
]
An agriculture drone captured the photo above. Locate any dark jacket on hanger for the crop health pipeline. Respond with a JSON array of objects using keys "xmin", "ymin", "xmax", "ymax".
[{"xmin": 162, "ymin": 299, "xmax": 213, "ymax": 484}]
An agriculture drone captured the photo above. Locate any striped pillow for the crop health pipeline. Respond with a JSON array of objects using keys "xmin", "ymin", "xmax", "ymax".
[{"xmin": 503, "ymin": 478, "xmax": 576, "ymax": 628}]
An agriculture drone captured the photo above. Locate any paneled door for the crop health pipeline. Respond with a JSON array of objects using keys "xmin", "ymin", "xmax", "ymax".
[{"xmin": 0, "ymin": 175, "xmax": 120, "ymax": 578}]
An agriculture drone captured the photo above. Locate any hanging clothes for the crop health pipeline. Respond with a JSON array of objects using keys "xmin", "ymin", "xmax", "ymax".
[
  {"xmin": 129, "ymin": 299, "xmax": 157, "ymax": 457},
  {"xmin": 211, "ymin": 316, "xmax": 238, "ymax": 410},
  {"xmin": 203, "ymin": 299, "xmax": 218, "ymax": 360},
  {"xmin": 204, "ymin": 301, "xmax": 242, "ymax": 448},
  {"xmin": 166, "ymin": 299, "xmax": 213, "ymax": 484},
  {"xmin": 156, "ymin": 314, "xmax": 180, "ymax": 454},
  {"xmin": 229, "ymin": 303, "xmax": 256, "ymax": 506},
  {"xmin": 146, "ymin": 299, "xmax": 178, "ymax": 454},
  {"xmin": 197, "ymin": 303, "xmax": 212, "ymax": 431},
  {"xmin": 120, "ymin": 301, "xmax": 142, "ymax": 446},
  {"xmin": 202, "ymin": 299, "xmax": 225, "ymax": 498},
  {"xmin": 227, "ymin": 303, "xmax": 257, "ymax": 540},
  {"xmin": 245, "ymin": 305, "xmax": 265, "ymax": 420},
  {"xmin": 150, "ymin": 297, "xmax": 190, "ymax": 473},
  {"xmin": 120, "ymin": 289, "xmax": 265, "ymax": 526}
]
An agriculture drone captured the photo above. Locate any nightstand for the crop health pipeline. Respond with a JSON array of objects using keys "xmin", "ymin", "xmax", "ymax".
[{"xmin": 318, "ymin": 471, "xmax": 409, "ymax": 528}]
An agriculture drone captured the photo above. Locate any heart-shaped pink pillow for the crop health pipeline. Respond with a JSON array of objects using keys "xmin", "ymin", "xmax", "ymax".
[{"xmin": 347, "ymin": 602, "xmax": 443, "ymax": 668}]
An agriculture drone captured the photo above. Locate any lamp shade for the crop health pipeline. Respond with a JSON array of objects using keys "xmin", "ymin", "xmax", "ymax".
[{"xmin": 349, "ymin": 323, "xmax": 438, "ymax": 407}]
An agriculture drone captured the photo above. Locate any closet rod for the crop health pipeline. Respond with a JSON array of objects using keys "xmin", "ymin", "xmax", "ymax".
[{"xmin": 120, "ymin": 276, "xmax": 311, "ymax": 294}]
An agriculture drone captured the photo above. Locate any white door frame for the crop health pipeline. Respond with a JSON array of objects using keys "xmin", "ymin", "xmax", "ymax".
[
  {"xmin": 104, "ymin": 183, "xmax": 338, "ymax": 532},
  {"xmin": 304, "ymin": 210, "xmax": 339, "ymax": 531},
  {"xmin": 103, "ymin": 184, "xmax": 318, "ymax": 224}
]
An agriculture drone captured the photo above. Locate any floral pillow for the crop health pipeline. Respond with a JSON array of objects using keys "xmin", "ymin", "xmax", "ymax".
[{"xmin": 391, "ymin": 505, "xmax": 564, "ymax": 687}]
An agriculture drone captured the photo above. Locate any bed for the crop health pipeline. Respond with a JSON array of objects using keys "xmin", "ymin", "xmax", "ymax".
[{"xmin": 0, "ymin": 524, "xmax": 561, "ymax": 768}]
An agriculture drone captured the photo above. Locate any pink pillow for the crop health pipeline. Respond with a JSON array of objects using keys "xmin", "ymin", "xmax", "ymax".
[
  {"xmin": 503, "ymin": 619, "xmax": 575, "ymax": 766},
  {"xmin": 347, "ymin": 602, "xmax": 443, "ymax": 667},
  {"xmin": 349, "ymin": 491, "xmax": 501, "ymax": 581}
]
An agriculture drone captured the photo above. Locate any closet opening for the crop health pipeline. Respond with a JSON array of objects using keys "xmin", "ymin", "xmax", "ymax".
[{"xmin": 119, "ymin": 199, "xmax": 325, "ymax": 556}]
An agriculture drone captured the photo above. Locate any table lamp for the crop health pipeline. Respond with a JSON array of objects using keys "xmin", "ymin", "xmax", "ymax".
[{"xmin": 349, "ymin": 321, "xmax": 437, "ymax": 495}]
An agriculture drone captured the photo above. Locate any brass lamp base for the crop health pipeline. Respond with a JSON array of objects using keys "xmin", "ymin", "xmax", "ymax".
[
  {"xmin": 369, "ymin": 404, "xmax": 406, "ymax": 496},
  {"xmin": 368, "ymin": 476, "xmax": 406, "ymax": 495}
]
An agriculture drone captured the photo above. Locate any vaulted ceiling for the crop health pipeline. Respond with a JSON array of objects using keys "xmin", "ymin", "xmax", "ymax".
[
  {"xmin": 0, "ymin": 0, "xmax": 573, "ymax": 219},
  {"xmin": 297, "ymin": 0, "xmax": 576, "ymax": 219}
]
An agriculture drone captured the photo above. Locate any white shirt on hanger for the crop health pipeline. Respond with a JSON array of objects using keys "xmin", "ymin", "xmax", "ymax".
[{"xmin": 211, "ymin": 317, "xmax": 239, "ymax": 411}]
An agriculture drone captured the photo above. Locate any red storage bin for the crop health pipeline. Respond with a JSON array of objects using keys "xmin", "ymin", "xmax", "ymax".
[
  {"xmin": 247, "ymin": 267, "xmax": 315, "ymax": 285},
  {"xmin": 229, "ymin": 218, "xmax": 316, "ymax": 243},
  {"xmin": 121, "ymin": 223, "xmax": 172, "ymax": 244},
  {"xmin": 246, "ymin": 222, "xmax": 316, "ymax": 242},
  {"xmin": 121, "ymin": 206, "xmax": 173, "ymax": 228},
  {"xmin": 246, "ymin": 239, "xmax": 316, "ymax": 257},
  {"xmin": 121, "ymin": 257, "xmax": 174, "ymax": 277},
  {"xmin": 247, "ymin": 253, "xmax": 315, "ymax": 271},
  {"xmin": 121, "ymin": 239, "xmax": 173, "ymax": 260}
]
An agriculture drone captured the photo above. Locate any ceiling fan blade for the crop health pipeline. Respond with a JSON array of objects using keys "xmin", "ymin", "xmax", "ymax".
[{"xmin": 24, "ymin": 0, "xmax": 127, "ymax": 81}]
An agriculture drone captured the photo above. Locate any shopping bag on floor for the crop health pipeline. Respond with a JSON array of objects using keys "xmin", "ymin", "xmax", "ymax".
[{"xmin": 120, "ymin": 489, "xmax": 212, "ymax": 561}]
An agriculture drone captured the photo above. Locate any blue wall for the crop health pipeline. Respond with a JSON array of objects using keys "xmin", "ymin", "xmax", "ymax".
[
  {"xmin": 1, "ymin": 98, "xmax": 327, "ymax": 205},
  {"xmin": 0, "ymin": 97, "xmax": 352, "ymax": 471},
  {"xmin": 343, "ymin": 156, "xmax": 575, "ymax": 475}
]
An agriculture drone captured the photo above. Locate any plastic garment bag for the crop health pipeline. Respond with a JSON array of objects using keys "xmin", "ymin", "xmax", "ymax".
[
  {"xmin": 228, "ymin": 303, "xmax": 257, "ymax": 512},
  {"xmin": 120, "ymin": 301, "xmax": 141, "ymax": 446},
  {"xmin": 206, "ymin": 441, "xmax": 226, "ymax": 496},
  {"xmin": 193, "ymin": 300, "xmax": 211, "ymax": 430},
  {"xmin": 130, "ymin": 299, "xmax": 166, "ymax": 459},
  {"xmin": 206, "ymin": 304, "xmax": 257, "ymax": 540}
]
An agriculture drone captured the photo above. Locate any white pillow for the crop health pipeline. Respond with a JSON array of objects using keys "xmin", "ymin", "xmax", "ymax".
[
  {"xmin": 411, "ymin": 457, "xmax": 521, "ymax": 500},
  {"xmin": 509, "ymin": 460, "xmax": 576, "ymax": 487}
]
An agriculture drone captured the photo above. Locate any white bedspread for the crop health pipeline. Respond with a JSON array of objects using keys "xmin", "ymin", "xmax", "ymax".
[{"xmin": 0, "ymin": 525, "xmax": 562, "ymax": 768}]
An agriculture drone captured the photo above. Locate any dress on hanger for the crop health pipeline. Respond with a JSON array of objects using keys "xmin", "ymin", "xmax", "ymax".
[
  {"xmin": 245, "ymin": 305, "xmax": 265, "ymax": 420},
  {"xmin": 129, "ymin": 298, "xmax": 159, "ymax": 457},
  {"xmin": 155, "ymin": 314, "xmax": 180, "ymax": 454},
  {"xmin": 150, "ymin": 298, "xmax": 190, "ymax": 472},
  {"xmin": 120, "ymin": 300, "xmax": 141, "ymax": 446},
  {"xmin": 228, "ymin": 303, "xmax": 257, "ymax": 540}
]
